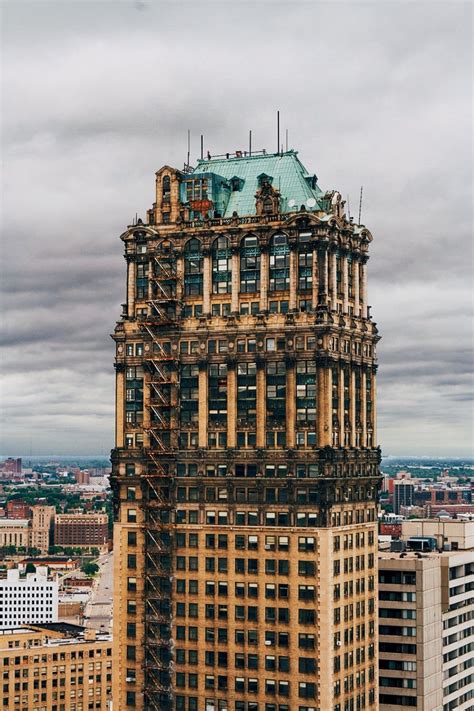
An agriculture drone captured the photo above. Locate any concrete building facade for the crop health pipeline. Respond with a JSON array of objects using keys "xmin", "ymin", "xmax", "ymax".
[
  {"xmin": 378, "ymin": 523, "xmax": 474, "ymax": 711},
  {"xmin": 0, "ymin": 623, "xmax": 112, "ymax": 710},
  {"xmin": 0, "ymin": 519, "xmax": 30, "ymax": 549},
  {"xmin": 30, "ymin": 505, "xmax": 56, "ymax": 554},
  {"xmin": 0, "ymin": 567, "xmax": 58, "ymax": 630},
  {"xmin": 111, "ymin": 149, "xmax": 381, "ymax": 710}
]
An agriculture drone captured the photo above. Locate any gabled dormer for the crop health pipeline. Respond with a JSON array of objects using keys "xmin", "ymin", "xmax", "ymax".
[{"xmin": 255, "ymin": 175, "xmax": 280, "ymax": 216}]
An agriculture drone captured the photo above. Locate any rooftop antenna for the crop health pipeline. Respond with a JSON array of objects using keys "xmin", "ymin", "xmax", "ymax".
[
  {"xmin": 285, "ymin": 128, "xmax": 288, "ymax": 152},
  {"xmin": 249, "ymin": 130, "xmax": 252, "ymax": 156},
  {"xmin": 200, "ymin": 134, "xmax": 204, "ymax": 160},
  {"xmin": 187, "ymin": 129, "xmax": 190, "ymax": 167},
  {"xmin": 277, "ymin": 110, "xmax": 280, "ymax": 155},
  {"xmin": 358, "ymin": 185, "xmax": 364, "ymax": 224}
]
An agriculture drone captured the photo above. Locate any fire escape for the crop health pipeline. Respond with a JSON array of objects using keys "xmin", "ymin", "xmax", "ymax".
[{"xmin": 140, "ymin": 250, "xmax": 179, "ymax": 711}]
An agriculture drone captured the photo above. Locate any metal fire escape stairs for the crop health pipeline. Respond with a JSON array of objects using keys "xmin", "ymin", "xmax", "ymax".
[{"xmin": 139, "ymin": 251, "xmax": 180, "ymax": 711}]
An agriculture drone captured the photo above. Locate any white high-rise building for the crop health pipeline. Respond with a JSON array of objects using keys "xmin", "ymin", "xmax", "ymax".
[
  {"xmin": 0, "ymin": 567, "xmax": 58, "ymax": 630},
  {"xmin": 378, "ymin": 520, "xmax": 474, "ymax": 711}
]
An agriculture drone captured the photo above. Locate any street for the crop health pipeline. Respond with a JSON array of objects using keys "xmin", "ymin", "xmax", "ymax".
[{"xmin": 83, "ymin": 552, "xmax": 113, "ymax": 632}]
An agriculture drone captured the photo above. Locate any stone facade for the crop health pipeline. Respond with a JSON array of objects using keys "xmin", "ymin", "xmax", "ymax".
[{"xmin": 111, "ymin": 150, "xmax": 381, "ymax": 711}]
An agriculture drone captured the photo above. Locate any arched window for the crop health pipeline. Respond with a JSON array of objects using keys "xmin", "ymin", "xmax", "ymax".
[
  {"xmin": 269, "ymin": 234, "xmax": 289, "ymax": 291},
  {"xmin": 212, "ymin": 236, "xmax": 232, "ymax": 294},
  {"xmin": 184, "ymin": 238, "xmax": 203, "ymax": 296},
  {"xmin": 240, "ymin": 236, "xmax": 260, "ymax": 293},
  {"xmin": 162, "ymin": 175, "xmax": 171, "ymax": 202}
]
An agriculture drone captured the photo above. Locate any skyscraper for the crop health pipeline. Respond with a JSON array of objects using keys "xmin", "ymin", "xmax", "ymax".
[{"xmin": 111, "ymin": 148, "xmax": 381, "ymax": 711}]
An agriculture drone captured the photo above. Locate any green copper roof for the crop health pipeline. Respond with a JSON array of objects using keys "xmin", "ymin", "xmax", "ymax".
[{"xmin": 191, "ymin": 150, "xmax": 323, "ymax": 217}]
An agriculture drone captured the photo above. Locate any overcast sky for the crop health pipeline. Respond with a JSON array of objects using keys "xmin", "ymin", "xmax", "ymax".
[{"xmin": 1, "ymin": 0, "xmax": 472, "ymax": 457}]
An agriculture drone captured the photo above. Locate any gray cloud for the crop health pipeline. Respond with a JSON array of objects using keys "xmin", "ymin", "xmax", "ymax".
[{"xmin": 1, "ymin": 0, "xmax": 472, "ymax": 456}]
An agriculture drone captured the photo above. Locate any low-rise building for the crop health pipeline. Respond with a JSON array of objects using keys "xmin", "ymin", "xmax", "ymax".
[
  {"xmin": 0, "ymin": 519, "xmax": 30, "ymax": 549},
  {"xmin": 0, "ymin": 567, "xmax": 58, "ymax": 630},
  {"xmin": 0, "ymin": 623, "xmax": 113, "ymax": 710}
]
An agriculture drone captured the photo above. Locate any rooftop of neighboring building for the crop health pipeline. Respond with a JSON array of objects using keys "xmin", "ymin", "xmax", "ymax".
[
  {"xmin": 0, "ymin": 623, "xmax": 111, "ymax": 649},
  {"xmin": 0, "ymin": 518, "xmax": 29, "ymax": 527},
  {"xmin": 379, "ymin": 548, "xmax": 473, "ymax": 561}
]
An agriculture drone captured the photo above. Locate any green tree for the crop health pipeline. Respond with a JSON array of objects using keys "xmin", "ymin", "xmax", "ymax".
[
  {"xmin": 1, "ymin": 545, "xmax": 17, "ymax": 555},
  {"xmin": 25, "ymin": 562, "xmax": 36, "ymax": 574},
  {"xmin": 81, "ymin": 562, "xmax": 99, "ymax": 577}
]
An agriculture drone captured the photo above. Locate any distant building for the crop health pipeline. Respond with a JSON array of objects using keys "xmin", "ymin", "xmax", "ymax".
[
  {"xmin": 74, "ymin": 469, "xmax": 90, "ymax": 485},
  {"xmin": 0, "ymin": 567, "xmax": 58, "ymax": 629},
  {"xmin": 54, "ymin": 513, "xmax": 108, "ymax": 550},
  {"xmin": 0, "ymin": 624, "xmax": 113, "ymax": 710},
  {"xmin": 6, "ymin": 500, "xmax": 30, "ymax": 519},
  {"xmin": 0, "ymin": 458, "xmax": 21, "ymax": 474},
  {"xmin": 378, "ymin": 521, "xmax": 474, "ymax": 711},
  {"xmin": 30, "ymin": 504, "xmax": 55, "ymax": 553},
  {"xmin": 0, "ymin": 519, "xmax": 30, "ymax": 549},
  {"xmin": 393, "ymin": 480, "xmax": 415, "ymax": 514}
]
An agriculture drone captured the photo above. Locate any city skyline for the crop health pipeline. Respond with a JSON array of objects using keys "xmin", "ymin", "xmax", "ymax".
[{"xmin": 1, "ymin": 0, "xmax": 473, "ymax": 457}]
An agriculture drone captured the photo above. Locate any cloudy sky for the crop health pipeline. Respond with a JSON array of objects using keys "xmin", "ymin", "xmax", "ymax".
[{"xmin": 1, "ymin": 0, "xmax": 472, "ymax": 457}]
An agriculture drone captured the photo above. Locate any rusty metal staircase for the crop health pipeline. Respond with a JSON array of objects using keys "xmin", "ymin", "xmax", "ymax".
[{"xmin": 139, "ymin": 251, "xmax": 179, "ymax": 711}]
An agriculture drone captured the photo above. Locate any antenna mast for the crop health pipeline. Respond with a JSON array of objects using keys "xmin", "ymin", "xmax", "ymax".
[
  {"xmin": 358, "ymin": 185, "xmax": 364, "ymax": 224},
  {"xmin": 187, "ymin": 129, "xmax": 190, "ymax": 167},
  {"xmin": 249, "ymin": 130, "xmax": 252, "ymax": 156},
  {"xmin": 285, "ymin": 128, "xmax": 288, "ymax": 152},
  {"xmin": 200, "ymin": 135, "xmax": 204, "ymax": 160},
  {"xmin": 277, "ymin": 110, "xmax": 280, "ymax": 155}
]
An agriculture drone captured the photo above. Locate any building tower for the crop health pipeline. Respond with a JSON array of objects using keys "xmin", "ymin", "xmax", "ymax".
[{"xmin": 111, "ymin": 149, "xmax": 381, "ymax": 711}]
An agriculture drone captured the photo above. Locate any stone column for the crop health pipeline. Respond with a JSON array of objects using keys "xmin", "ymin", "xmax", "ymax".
[
  {"xmin": 115, "ymin": 365, "xmax": 125, "ymax": 448},
  {"xmin": 198, "ymin": 363, "xmax": 208, "ymax": 447},
  {"xmin": 350, "ymin": 368, "xmax": 356, "ymax": 447},
  {"xmin": 311, "ymin": 248, "xmax": 319, "ymax": 310},
  {"xmin": 372, "ymin": 368, "xmax": 377, "ymax": 447},
  {"xmin": 353, "ymin": 258, "xmax": 360, "ymax": 317},
  {"xmin": 360, "ymin": 258, "xmax": 368, "ymax": 319},
  {"xmin": 289, "ymin": 245, "xmax": 298, "ymax": 311},
  {"xmin": 317, "ymin": 360, "xmax": 332, "ymax": 447},
  {"xmin": 127, "ymin": 260, "xmax": 136, "ymax": 318},
  {"xmin": 339, "ymin": 366, "xmax": 345, "ymax": 448},
  {"xmin": 176, "ymin": 253, "xmax": 184, "ymax": 303},
  {"xmin": 330, "ymin": 250, "xmax": 338, "ymax": 310},
  {"xmin": 227, "ymin": 364, "xmax": 237, "ymax": 448},
  {"xmin": 361, "ymin": 368, "xmax": 367, "ymax": 447},
  {"xmin": 260, "ymin": 247, "xmax": 269, "ymax": 312},
  {"xmin": 231, "ymin": 249, "xmax": 240, "ymax": 314},
  {"xmin": 256, "ymin": 363, "xmax": 266, "ymax": 447},
  {"xmin": 286, "ymin": 360, "xmax": 296, "ymax": 448},
  {"xmin": 342, "ymin": 252, "xmax": 349, "ymax": 314},
  {"xmin": 170, "ymin": 172, "xmax": 181, "ymax": 222},
  {"xmin": 203, "ymin": 251, "xmax": 212, "ymax": 315}
]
